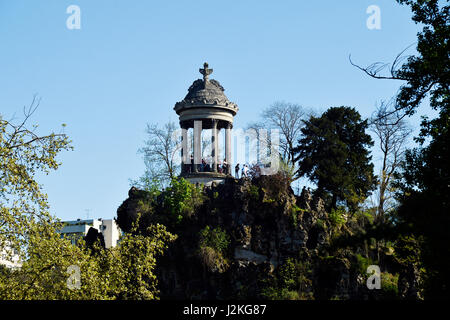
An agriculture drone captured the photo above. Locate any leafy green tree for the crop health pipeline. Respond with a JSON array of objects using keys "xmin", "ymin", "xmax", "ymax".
[
  {"xmin": 354, "ymin": 0, "xmax": 449, "ymax": 298},
  {"xmin": 106, "ymin": 223, "xmax": 177, "ymax": 299},
  {"xmin": 0, "ymin": 99, "xmax": 176, "ymax": 300},
  {"xmin": 0, "ymin": 96, "xmax": 72, "ymax": 261},
  {"xmin": 394, "ymin": 117, "xmax": 449, "ymax": 297},
  {"xmin": 0, "ymin": 222, "xmax": 109, "ymax": 300},
  {"xmin": 293, "ymin": 107, "xmax": 376, "ymax": 211},
  {"xmin": 0, "ymin": 219, "xmax": 176, "ymax": 300},
  {"xmin": 163, "ymin": 178, "xmax": 206, "ymax": 226}
]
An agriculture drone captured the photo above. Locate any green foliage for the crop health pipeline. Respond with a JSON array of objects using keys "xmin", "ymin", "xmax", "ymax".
[
  {"xmin": 329, "ymin": 207, "xmax": 346, "ymax": 228},
  {"xmin": 394, "ymin": 0, "xmax": 449, "ymax": 114},
  {"xmin": 278, "ymin": 258, "xmax": 299, "ymax": 290},
  {"xmin": 116, "ymin": 187, "xmax": 159, "ymax": 234},
  {"xmin": 0, "ymin": 264, "xmax": 9, "ymax": 277},
  {"xmin": 364, "ymin": 0, "xmax": 449, "ymax": 298},
  {"xmin": 0, "ymin": 223, "xmax": 106, "ymax": 300},
  {"xmin": 393, "ymin": 235, "xmax": 423, "ymax": 266},
  {"xmin": 247, "ymin": 185, "xmax": 260, "ymax": 201},
  {"xmin": 163, "ymin": 178, "xmax": 205, "ymax": 225},
  {"xmin": 261, "ymin": 258, "xmax": 313, "ymax": 300},
  {"xmin": 198, "ymin": 226, "xmax": 230, "ymax": 273},
  {"xmin": 262, "ymin": 198, "xmax": 275, "ymax": 204},
  {"xmin": 360, "ymin": 208, "xmax": 376, "ymax": 224},
  {"xmin": 198, "ymin": 226, "xmax": 230, "ymax": 254},
  {"xmin": 261, "ymin": 287, "xmax": 305, "ymax": 300},
  {"xmin": 0, "ymin": 220, "xmax": 176, "ymax": 300},
  {"xmin": 289, "ymin": 204, "xmax": 302, "ymax": 228},
  {"xmin": 315, "ymin": 218, "xmax": 325, "ymax": 229},
  {"xmin": 107, "ymin": 223, "xmax": 177, "ymax": 299},
  {"xmin": 396, "ymin": 119, "xmax": 450, "ymax": 297},
  {"xmin": 0, "ymin": 99, "xmax": 72, "ymax": 258},
  {"xmin": 0, "ymin": 126, "xmax": 176, "ymax": 299},
  {"xmin": 293, "ymin": 106, "xmax": 376, "ymax": 212},
  {"xmin": 197, "ymin": 246, "xmax": 229, "ymax": 274},
  {"xmin": 355, "ymin": 254, "xmax": 374, "ymax": 277},
  {"xmin": 381, "ymin": 272, "xmax": 399, "ymax": 299},
  {"xmin": 139, "ymin": 177, "xmax": 162, "ymax": 197},
  {"xmin": 118, "ymin": 178, "xmax": 206, "ymax": 237},
  {"xmin": 276, "ymin": 157, "xmax": 296, "ymax": 182},
  {"xmin": 395, "ymin": 123, "xmax": 450, "ymax": 298},
  {"xmin": 260, "ymin": 286, "xmax": 280, "ymax": 300}
]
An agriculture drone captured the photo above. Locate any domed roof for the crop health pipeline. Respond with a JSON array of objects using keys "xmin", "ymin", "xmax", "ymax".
[{"xmin": 174, "ymin": 63, "xmax": 238, "ymax": 115}]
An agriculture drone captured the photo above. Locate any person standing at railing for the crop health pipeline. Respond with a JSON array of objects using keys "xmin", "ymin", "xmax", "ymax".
[{"xmin": 223, "ymin": 159, "xmax": 228, "ymax": 175}]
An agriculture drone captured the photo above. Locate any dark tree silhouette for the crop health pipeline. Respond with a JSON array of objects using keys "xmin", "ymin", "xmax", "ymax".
[
  {"xmin": 293, "ymin": 106, "xmax": 376, "ymax": 212},
  {"xmin": 353, "ymin": 0, "xmax": 449, "ymax": 298}
]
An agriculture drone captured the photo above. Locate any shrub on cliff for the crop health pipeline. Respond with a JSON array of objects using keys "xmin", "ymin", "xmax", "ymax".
[
  {"xmin": 198, "ymin": 226, "xmax": 230, "ymax": 273},
  {"xmin": 117, "ymin": 178, "xmax": 206, "ymax": 233},
  {"xmin": 261, "ymin": 258, "xmax": 314, "ymax": 300},
  {"xmin": 162, "ymin": 178, "xmax": 206, "ymax": 226}
]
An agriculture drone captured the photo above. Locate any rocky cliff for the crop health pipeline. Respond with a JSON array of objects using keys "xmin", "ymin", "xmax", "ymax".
[{"xmin": 117, "ymin": 174, "xmax": 418, "ymax": 300}]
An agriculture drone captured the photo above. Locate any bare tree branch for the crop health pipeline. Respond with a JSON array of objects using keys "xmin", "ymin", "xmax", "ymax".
[
  {"xmin": 135, "ymin": 122, "xmax": 181, "ymax": 188},
  {"xmin": 370, "ymin": 101, "xmax": 412, "ymax": 221}
]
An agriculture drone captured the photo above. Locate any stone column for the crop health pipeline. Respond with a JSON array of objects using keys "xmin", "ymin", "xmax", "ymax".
[
  {"xmin": 193, "ymin": 120, "xmax": 202, "ymax": 173},
  {"xmin": 225, "ymin": 122, "xmax": 232, "ymax": 175},
  {"xmin": 211, "ymin": 119, "xmax": 218, "ymax": 172},
  {"xmin": 181, "ymin": 124, "xmax": 188, "ymax": 174}
]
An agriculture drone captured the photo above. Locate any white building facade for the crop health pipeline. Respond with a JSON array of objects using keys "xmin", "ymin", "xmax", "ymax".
[{"xmin": 59, "ymin": 218, "xmax": 121, "ymax": 249}]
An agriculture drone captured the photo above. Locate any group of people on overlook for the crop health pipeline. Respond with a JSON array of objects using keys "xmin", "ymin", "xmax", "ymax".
[
  {"xmin": 185, "ymin": 155, "xmax": 230, "ymax": 174},
  {"xmin": 184, "ymin": 154, "xmax": 262, "ymax": 179}
]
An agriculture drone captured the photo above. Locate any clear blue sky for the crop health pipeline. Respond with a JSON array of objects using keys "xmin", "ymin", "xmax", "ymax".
[{"xmin": 0, "ymin": 0, "xmax": 433, "ymax": 221}]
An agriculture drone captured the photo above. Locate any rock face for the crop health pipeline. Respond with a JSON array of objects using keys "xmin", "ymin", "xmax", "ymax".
[{"xmin": 117, "ymin": 175, "xmax": 409, "ymax": 300}]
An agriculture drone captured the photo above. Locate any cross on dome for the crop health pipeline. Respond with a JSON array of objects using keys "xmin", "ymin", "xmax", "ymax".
[{"xmin": 199, "ymin": 62, "xmax": 213, "ymax": 82}]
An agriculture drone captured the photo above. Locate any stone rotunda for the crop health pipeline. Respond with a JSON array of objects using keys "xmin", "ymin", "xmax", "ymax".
[{"xmin": 174, "ymin": 62, "xmax": 239, "ymax": 185}]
